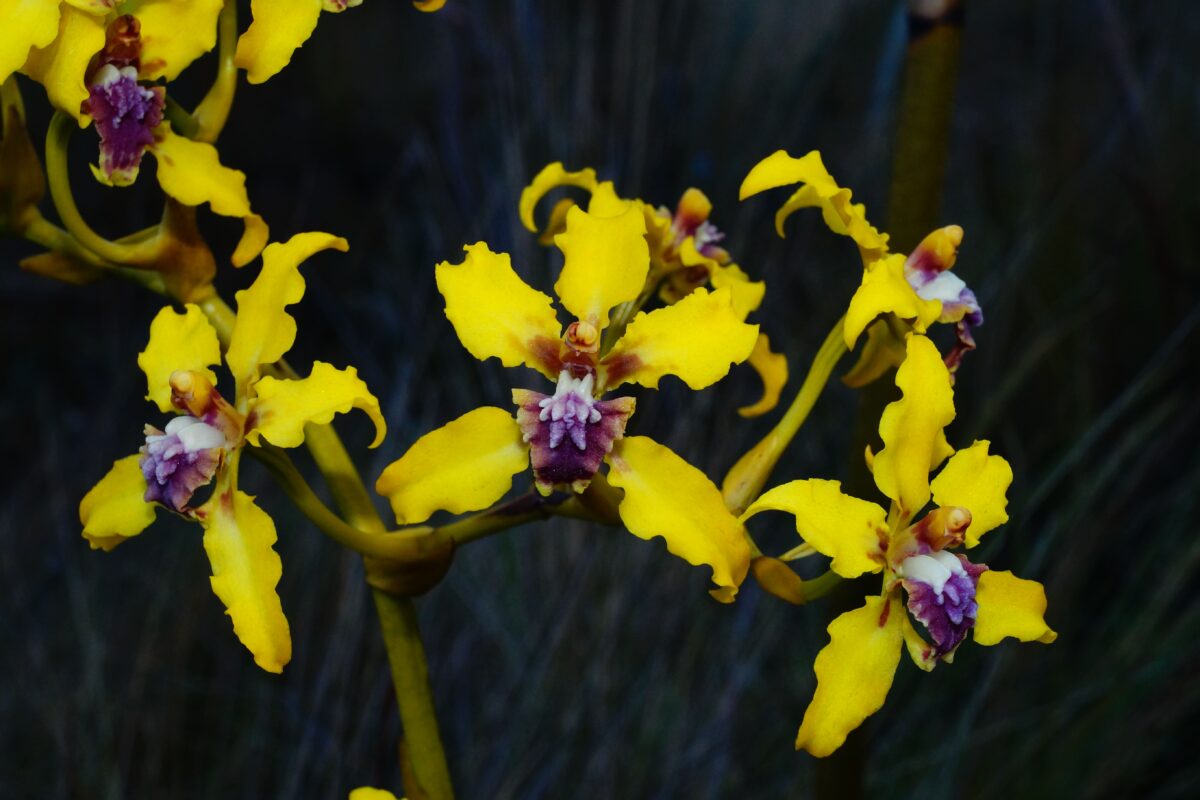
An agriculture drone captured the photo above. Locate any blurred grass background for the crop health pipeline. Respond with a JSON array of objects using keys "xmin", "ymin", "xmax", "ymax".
[{"xmin": 2, "ymin": 0, "xmax": 1199, "ymax": 797}]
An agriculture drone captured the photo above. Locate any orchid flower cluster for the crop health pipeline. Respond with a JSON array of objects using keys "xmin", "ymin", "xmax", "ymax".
[{"xmin": 1, "ymin": 1, "xmax": 1052, "ymax": 796}]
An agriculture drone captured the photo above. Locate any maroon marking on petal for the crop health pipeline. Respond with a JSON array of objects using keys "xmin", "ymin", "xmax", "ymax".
[
  {"xmin": 598, "ymin": 351, "xmax": 642, "ymax": 390},
  {"xmin": 529, "ymin": 335, "xmax": 565, "ymax": 376},
  {"xmin": 100, "ymin": 15, "xmax": 142, "ymax": 72}
]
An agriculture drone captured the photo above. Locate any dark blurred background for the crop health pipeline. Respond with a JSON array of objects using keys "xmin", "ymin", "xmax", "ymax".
[{"xmin": 3, "ymin": 0, "xmax": 1198, "ymax": 797}]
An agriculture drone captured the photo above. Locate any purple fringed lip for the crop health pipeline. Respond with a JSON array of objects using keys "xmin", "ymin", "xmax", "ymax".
[
  {"xmin": 85, "ymin": 64, "xmax": 164, "ymax": 187},
  {"xmin": 900, "ymin": 551, "xmax": 988, "ymax": 660},
  {"xmin": 513, "ymin": 372, "xmax": 635, "ymax": 494},
  {"xmin": 139, "ymin": 415, "xmax": 226, "ymax": 513}
]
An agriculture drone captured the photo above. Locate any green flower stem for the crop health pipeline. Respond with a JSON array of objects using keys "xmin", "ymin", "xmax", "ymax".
[
  {"xmin": 21, "ymin": 215, "xmax": 167, "ymax": 293},
  {"xmin": 162, "ymin": 96, "xmax": 200, "ymax": 140},
  {"xmin": 193, "ymin": 0, "xmax": 239, "ymax": 144},
  {"xmin": 721, "ymin": 315, "xmax": 847, "ymax": 515},
  {"xmin": 44, "ymin": 112, "xmax": 160, "ymax": 265}
]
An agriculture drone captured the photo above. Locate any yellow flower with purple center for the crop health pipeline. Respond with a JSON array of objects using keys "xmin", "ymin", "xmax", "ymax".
[
  {"xmin": 78, "ymin": 232, "xmax": 386, "ymax": 672},
  {"xmin": 741, "ymin": 149, "xmax": 984, "ymax": 380},
  {"xmin": 739, "ymin": 334, "xmax": 1054, "ymax": 756},
  {"xmin": 234, "ymin": 0, "xmax": 446, "ymax": 85},
  {"xmin": 375, "ymin": 203, "xmax": 757, "ymax": 601},
  {"xmin": 520, "ymin": 162, "xmax": 787, "ymax": 418}
]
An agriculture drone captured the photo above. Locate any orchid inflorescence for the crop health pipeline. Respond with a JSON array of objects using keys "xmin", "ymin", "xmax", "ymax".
[{"xmin": 1, "ymin": 1, "xmax": 1052, "ymax": 795}]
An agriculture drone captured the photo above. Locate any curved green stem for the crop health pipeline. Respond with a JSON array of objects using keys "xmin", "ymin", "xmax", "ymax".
[
  {"xmin": 44, "ymin": 112, "xmax": 160, "ymax": 265},
  {"xmin": 21, "ymin": 215, "xmax": 166, "ymax": 293},
  {"xmin": 721, "ymin": 315, "xmax": 847, "ymax": 514},
  {"xmin": 193, "ymin": 0, "xmax": 239, "ymax": 143}
]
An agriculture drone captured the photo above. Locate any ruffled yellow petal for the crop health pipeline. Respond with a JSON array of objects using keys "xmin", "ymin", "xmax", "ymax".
[
  {"xmin": 537, "ymin": 197, "xmax": 575, "ymax": 245},
  {"xmin": 873, "ymin": 335, "xmax": 955, "ymax": 517},
  {"xmin": 844, "ymin": 254, "xmax": 942, "ymax": 350},
  {"xmin": 375, "ymin": 407, "xmax": 528, "ymax": 526},
  {"xmin": 677, "ymin": 235, "xmax": 764, "ymax": 319},
  {"xmin": 742, "ymin": 479, "xmax": 886, "ymax": 579},
  {"xmin": 738, "ymin": 333, "xmax": 788, "ymax": 418},
  {"xmin": 606, "ymin": 436, "xmax": 751, "ymax": 602},
  {"xmin": 80, "ymin": 454, "xmax": 156, "ymax": 552},
  {"xmin": 795, "ymin": 595, "xmax": 904, "ymax": 757},
  {"xmin": 931, "ymin": 440, "xmax": 1013, "ymax": 547},
  {"xmin": 20, "ymin": 4, "xmax": 106, "ymax": 123},
  {"xmin": 0, "ymin": 0, "xmax": 61, "ymax": 85},
  {"xmin": 518, "ymin": 162, "xmax": 597, "ymax": 233},
  {"xmin": 225, "ymin": 232, "xmax": 348, "ymax": 389},
  {"xmin": 553, "ymin": 204, "xmax": 649, "ymax": 329},
  {"xmin": 151, "ymin": 124, "xmax": 253, "ymax": 218},
  {"xmin": 137, "ymin": 304, "xmax": 222, "ymax": 413},
  {"xmin": 123, "ymin": 0, "xmax": 223, "ymax": 81},
  {"xmin": 841, "ymin": 318, "xmax": 907, "ymax": 388},
  {"xmin": 247, "ymin": 361, "xmax": 386, "ymax": 449},
  {"xmin": 234, "ymin": 0, "xmax": 323, "ymax": 85},
  {"xmin": 974, "ymin": 570, "xmax": 1057, "ymax": 646},
  {"xmin": 232, "ymin": 213, "xmax": 270, "ymax": 268},
  {"xmin": 435, "ymin": 242, "xmax": 563, "ymax": 381},
  {"xmin": 599, "ymin": 287, "xmax": 758, "ymax": 392},
  {"xmin": 199, "ymin": 466, "xmax": 292, "ymax": 673},
  {"xmin": 586, "ymin": 180, "xmax": 631, "ymax": 218},
  {"xmin": 739, "ymin": 149, "xmax": 888, "ymax": 259},
  {"xmin": 349, "ymin": 790, "xmax": 399, "ymax": 800}
]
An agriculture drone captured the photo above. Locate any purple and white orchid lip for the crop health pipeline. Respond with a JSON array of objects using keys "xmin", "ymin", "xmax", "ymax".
[
  {"xmin": 85, "ymin": 63, "xmax": 164, "ymax": 187},
  {"xmin": 903, "ymin": 225, "xmax": 983, "ymax": 375},
  {"xmin": 900, "ymin": 550, "xmax": 988, "ymax": 660},
  {"xmin": 514, "ymin": 371, "xmax": 635, "ymax": 494},
  {"xmin": 140, "ymin": 415, "xmax": 227, "ymax": 513}
]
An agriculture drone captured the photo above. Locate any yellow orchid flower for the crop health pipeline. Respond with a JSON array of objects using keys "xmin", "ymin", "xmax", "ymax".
[
  {"xmin": 739, "ymin": 334, "xmax": 1055, "ymax": 757},
  {"xmin": 520, "ymin": 162, "xmax": 786, "ymax": 418},
  {"xmin": 376, "ymin": 204, "xmax": 756, "ymax": 601},
  {"xmin": 741, "ymin": 150, "xmax": 984, "ymax": 380},
  {"xmin": 235, "ymin": 0, "xmax": 445, "ymax": 85},
  {"xmin": 78, "ymin": 232, "xmax": 386, "ymax": 672},
  {"xmin": 349, "ymin": 789, "xmax": 401, "ymax": 800}
]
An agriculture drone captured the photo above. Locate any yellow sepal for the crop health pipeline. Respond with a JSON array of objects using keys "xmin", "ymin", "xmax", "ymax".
[
  {"xmin": 414, "ymin": 0, "xmax": 447, "ymax": 10},
  {"xmin": 844, "ymin": 254, "xmax": 941, "ymax": 350},
  {"xmin": 873, "ymin": 335, "xmax": 955, "ymax": 518},
  {"xmin": 349, "ymin": 790, "xmax": 399, "ymax": 800},
  {"xmin": 20, "ymin": 4, "xmax": 106, "ymax": 124},
  {"xmin": 742, "ymin": 479, "xmax": 887, "ymax": 579},
  {"xmin": 151, "ymin": 124, "xmax": 254, "ymax": 218},
  {"xmin": 795, "ymin": 595, "xmax": 904, "ymax": 757},
  {"xmin": 137, "ymin": 304, "xmax": 222, "ymax": 413},
  {"xmin": 1, "ymin": 0, "xmax": 61, "ymax": 86},
  {"xmin": 738, "ymin": 333, "xmax": 788, "ymax": 418},
  {"xmin": 553, "ymin": 204, "xmax": 648, "ymax": 329},
  {"xmin": 80, "ymin": 455, "xmax": 156, "ymax": 552},
  {"xmin": 247, "ymin": 361, "xmax": 386, "ymax": 449},
  {"xmin": 931, "ymin": 440, "xmax": 1013, "ymax": 546},
  {"xmin": 605, "ymin": 436, "xmax": 751, "ymax": 603},
  {"xmin": 678, "ymin": 236, "xmax": 765, "ymax": 319},
  {"xmin": 435, "ymin": 242, "xmax": 563, "ymax": 381},
  {"xmin": 974, "ymin": 570, "xmax": 1057, "ymax": 646},
  {"xmin": 600, "ymin": 287, "xmax": 758, "ymax": 392},
  {"xmin": 199, "ymin": 463, "xmax": 292, "ymax": 673},
  {"xmin": 519, "ymin": 162, "xmax": 598, "ymax": 233},
  {"xmin": 225, "ymin": 232, "xmax": 349, "ymax": 390},
  {"xmin": 123, "ymin": 0, "xmax": 224, "ymax": 82},
  {"xmin": 375, "ymin": 407, "xmax": 529, "ymax": 525},
  {"xmin": 234, "ymin": 0, "xmax": 324, "ymax": 85},
  {"xmin": 841, "ymin": 318, "xmax": 907, "ymax": 388}
]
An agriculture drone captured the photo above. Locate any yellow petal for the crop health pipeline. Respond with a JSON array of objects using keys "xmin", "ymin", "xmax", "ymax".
[
  {"xmin": 232, "ymin": 213, "xmax": 270, "ymax": 268},
  {"xmin": 1, "ymin": 0, "xmax": 61, "ymax": 85},
  {"xmin": 234, "ymin": 0, "xmax": 323, "ymax": 84},
  {"xmin": 600, "ymin": 287, "xmax": 758, "ymax": 392},
  {"xmin": 349, "ymin": 790, "xmax": 399, "ymax": 800},
  {"xmin": 225, "ymin": 232, "xmax": 349, "ymax": 389},
  {"xmin": 739, "ymin": 149, "xmax": 888, "ymax": 259},
  {"xmin": 605, "ymin": 436, "xmax": 751, "ymax": 603},
  {"xmin": 137, "ymin": 304, "xmax": 222, "ymax": 413},
  {"xmin": 710, "ymin": 262, "xmax": 765, "ymax": 319},
  {"xmin": 80, "ymin": 454, "xmax": 156, "ymax": 552},
  {"xmin": 435, "ymin": 242, "xmax": 563, "ymax": 381},
  {"xmin": 900, "ymin": 608, "xmax": 938, "ymax": 672},
  {"xmin": 974, "ymin": 570, "xmax": 1057, "ymax": 646},
  {"xmin": 841, "ymin": 318, "xmax": 907, "ymax": 388},
  {"xmin": 518, "ymin": 162, "xmax": 597, "ymax": 232},
  {"xmin": 375, "ymin": 406, "xmax": 529, "ymax": 525},
  {"xmin": 931, "ymin": 440, "xmax": 1013, "ymax": 547},
  {"xmin": 123, "ymin": 0, "xmax": 224, "ymax": 82},
  {"xmin": 247, "ymin": 361, "xmax": 386, "ymax": 449},
  {"xmin": 199, "ymin": 467, "xmax": 292, "ymax": 673},
  {"xmin": 844, "ymin": 254, "xmax": 942, "ymax": 350},
  {"xmin": 742, "ymin": 479, "xmax": 886, "ymax": 579},
  {"xmin": 151, "ymin": 124, "xmax": 253, "ymax": 218},
  {"xmin": 873, "ymin": 335, "xmax": 955, "ymax": 517},
  {"xmin": 795, "ymin": 595, "xmax": 904, "ymax": 757},
  {"xmin": 20, "ymin": 4, "xmax": 106, "ymax": 123},
  {"xmin": 586, "ymin": 180, "xmax": 631, "ymax": 218},
  {"xmin": 414, "ymin": 0, "xmax": 446, "ymax": 10},
  {"xmin": 738, "ymin": 333, "xmax": 788, "ymax": 418},
  {"xmin": 553, "ymin": 204, "xmax": 649, "ymax": 329}
]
